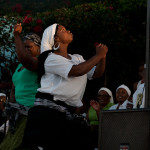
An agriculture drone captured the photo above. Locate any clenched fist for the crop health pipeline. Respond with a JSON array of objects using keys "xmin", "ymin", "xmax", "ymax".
[
  {"xmin": 14, "ymin": 24, "xmax": 22, "ymax": 35},
  {"xmin": 95, "ymin": 43, "xmax": 108, "ymax": 59}
]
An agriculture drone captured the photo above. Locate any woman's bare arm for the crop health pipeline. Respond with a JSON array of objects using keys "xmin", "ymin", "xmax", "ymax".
[
  {"xmin": 68, "ymin": 44, "xmax": 108, "ymax": 78},
  {"xmin": 14, "ymin": 24, "xmax": 38, "ymax": 71}
]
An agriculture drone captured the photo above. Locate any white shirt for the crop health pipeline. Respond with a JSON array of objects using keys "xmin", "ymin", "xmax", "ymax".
[
  {"xmin": 133, "ymin": 83, "xmax": 145, "ymax": 108},
  {"xmin": 137, "ymin": 80, "xmax": 143, "ymax": 89},
  {"xmin": 109, "ymin": 100, "xmax": 131, "ymax": 110},
  {"xmin": 38, "ymin": 53, "xmax": 95, "ymax": 107}
]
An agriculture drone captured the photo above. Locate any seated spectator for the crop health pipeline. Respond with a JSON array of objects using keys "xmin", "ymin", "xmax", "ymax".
[
  {"xmin": 87, "ymin": 87, "xmax": 114, "ymax": 149},
  {"xmin": 133, "ymin": 64, "xmax": 145, "ymax": 108},
  {"xmin": 109, "ymin": 84, "xmax": 133, "ymax": 110},
  {"xmin": 87, "ymin": 87, "xmax": 114, "ymax": 125}
]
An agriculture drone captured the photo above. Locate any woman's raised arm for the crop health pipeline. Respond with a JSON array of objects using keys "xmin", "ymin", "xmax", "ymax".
[{"xmin": 14, "ymin": 24, "xmax": 38, "ymax": 71}]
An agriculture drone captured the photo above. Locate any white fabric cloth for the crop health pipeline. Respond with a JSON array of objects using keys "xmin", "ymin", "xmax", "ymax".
[
  {"xmin": 109, "ymin": 100, "xmax": 132, "ymax": 110},
  {"xmin": 37, "ymin": 53, "xmax": 96, "ymax": 107},
  {"xmin": 38, "ymin": 147, "xmax": 43, "ymax": 150},
  {"xmin": 98, "ymin": 87, "xmax": 114, "ymax": 104},
  {"xmin": 116, "ymin": 84, "xmax": 131, "ymax": 96},
  {"xmin": 137, "ymin": 80, "xmax": 142, "ymax": 89},
  {"xmin": 133, "ymin": 83, "xmax": 145, "ymax": 108},
  {"xmin": 41, "ymin": 23, "xmax": 58, "ymax": 53}
]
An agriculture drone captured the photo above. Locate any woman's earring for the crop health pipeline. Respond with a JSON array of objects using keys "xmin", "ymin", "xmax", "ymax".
[{"xmin": 53, "ymin": 43, "xmax": 60, "ymax": 50}]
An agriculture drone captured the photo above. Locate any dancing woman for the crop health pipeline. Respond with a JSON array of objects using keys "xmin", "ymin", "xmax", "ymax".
[{"xmin": 20, "ymin": 23, "xmax": 108, "ymax": 150}]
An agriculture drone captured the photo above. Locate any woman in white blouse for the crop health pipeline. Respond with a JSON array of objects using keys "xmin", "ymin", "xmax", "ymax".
[{"xmin": 21, "ymin": 23, "xmax": 108, "ymax": 150}]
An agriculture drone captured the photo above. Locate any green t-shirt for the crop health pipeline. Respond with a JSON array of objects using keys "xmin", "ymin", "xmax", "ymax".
[
  {"xmin": 89, "ymin": 102, "xmax": 114, "ymax": 125},
  {"xmin": 12, "ymin": 64, "xmax": 39, "ymax": 107}
]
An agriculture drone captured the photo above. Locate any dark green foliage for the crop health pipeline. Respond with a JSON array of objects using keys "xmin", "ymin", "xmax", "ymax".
[{"xmin": 0, "ymin": 0, "xmax": 147, "ymax": 102}]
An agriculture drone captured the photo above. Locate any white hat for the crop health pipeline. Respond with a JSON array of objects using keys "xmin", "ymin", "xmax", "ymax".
[
  {"xmin": 116, "ymin": 84, "xmax": 131, "ymax": 96},
  {"xmin": 98, "ymin": 87, "xmax": 114, "ymax": 104},
  {"xmin": 41, "ymin": 23, "xmax": 58, "ymax": 53},
  {"xmin": 0, "ymin": 93, "xmax": 6, "ymax": 97}
]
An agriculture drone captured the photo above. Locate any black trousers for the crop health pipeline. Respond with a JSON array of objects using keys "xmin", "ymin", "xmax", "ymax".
[{"xmin": 21, "ymin": 106, "xmax": 93, "ymax": 150}]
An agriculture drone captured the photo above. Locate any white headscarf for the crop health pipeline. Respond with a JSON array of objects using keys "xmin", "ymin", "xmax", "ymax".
[
  {"xmin": 41, "ymin": 23, "xmax": 58, "ymax": 53},
  {"xmin": 98, "ymin": 87, "xmax": 114, "ymax": 104},
  {"xmin": 116, "ymin": 84, "xmax": 131, "ymax": 96},
  {"xmin": 0, "ymin": 93, "xmax": 6, "ymax": 97}
]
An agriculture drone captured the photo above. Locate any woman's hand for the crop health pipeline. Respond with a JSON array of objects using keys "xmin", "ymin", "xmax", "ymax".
[
  {"xmin": 96, "ymin": 43, "xmax": 108, "ymax": 59},
  {"xmin": 126, "ymin": 103, "xmax": 133, "ymax": 109},
  {"xmin": 14, "ymin": 24, "xmax": 22, "ymax": 35},
  {"xmin": 68, "ymin": 43, "xmax": 108, "ymax": 77},
  {"xmin": 90, "ymin": 100, "xmax": 100, "ymax": 112}
]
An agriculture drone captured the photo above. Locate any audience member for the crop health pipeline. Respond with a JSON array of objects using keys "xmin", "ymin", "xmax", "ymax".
[
  {"xmin": 87, "ymin": 87, "xmax": 114, "ymax": 125},
  {"xmin": 133, "ymin": 64, "xmax": 145, "ymax": 108},
  {"xmin": 87, "ymin": 87, "xmax": 114, "ymax": 149},
  {"xmin": 109, "ymin": 84, "xmax": 133, "ymax": 110}
]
